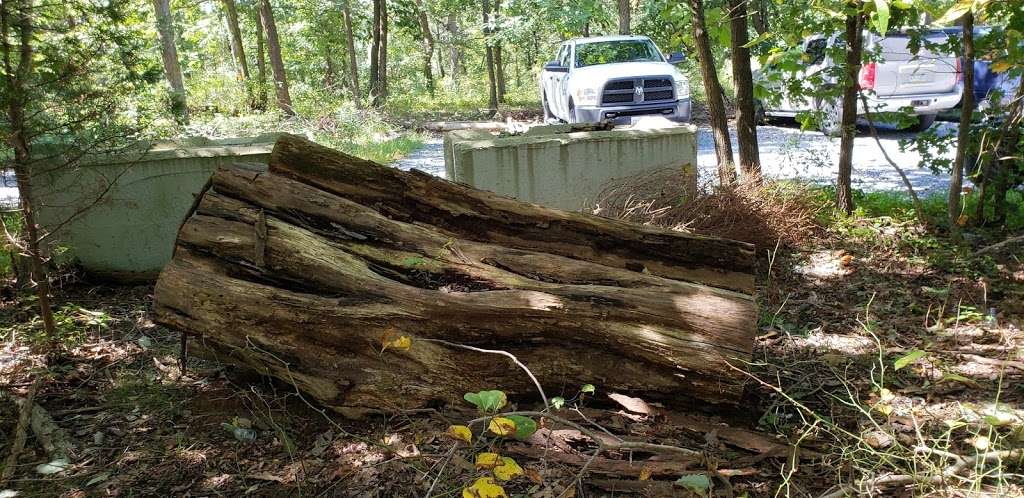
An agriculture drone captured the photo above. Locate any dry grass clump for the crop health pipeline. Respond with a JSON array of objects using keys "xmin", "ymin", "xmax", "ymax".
[{"xmin": 591, "ymin": 168, "xmax": 826, "ymax": 251}]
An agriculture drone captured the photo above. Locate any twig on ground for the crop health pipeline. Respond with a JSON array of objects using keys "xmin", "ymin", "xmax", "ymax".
[{"xmin": 1, "ymin": 376, "xmax": 41, "ymax": 484}]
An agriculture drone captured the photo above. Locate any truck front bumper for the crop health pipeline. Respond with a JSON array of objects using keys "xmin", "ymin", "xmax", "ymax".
[
  {"xmin": 577, "ymin": 98, "xmax": 692, "ymax": 125},
  {"xmin": 860, "ymin": 90, "xmax": 962, "ymax": 116}
]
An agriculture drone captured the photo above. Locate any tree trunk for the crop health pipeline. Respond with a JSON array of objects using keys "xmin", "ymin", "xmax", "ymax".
[
  {"xmin": 153, "ymin": 134, "xmax": 758, "ymax": 417},
  {"xmin": 750, "ymin": 0, "xmax": 768, "ymax": 35},
  {"xmin": 323, "ymin": 47, "xmax": 337, "ymax": 90},
  {"xmin": 482, "ymin": 0, "xmax": 498, "ymax": 114},
  {"xmin": 493, "ymin": 0, "xmax": 506, "ymax": 103},
  {"xmin": 151, "ymin": 0, "xmax": 188, "ymax": 122},
  {"xmin": 221, "ymin": 0, "xmax": 249, "ymax": 84},
  {"xmin": 728, "ymin": 0, "xmax": 761, "ymax": 181},
  {"xmin": 617, "ymin": 0, "xmax": 630, "ymax": 34},
  {"xmin": 1, "ymin": 0, "xmax": 58, "ymax": 345},
  {"xmin": 257, "ymin": 0, "xmax": 293, "ymax": 116},
  {"xmin": 254, "ymin": 7, "xmax": 268, "ymax": 110},
  {"xmin": 340, "ymin": 0, "xmax": 360, "ymax": 106},
  {"xmin": 369, "ymin": 0, "xmax": 381, "ymax": 105},
  {"xmin": 950, "ymin": 11, "xmax": 973, "ymax": 232},
  {"xmin": 413, "ymin": 0, "xmax": 435, "ymax": 95},
  {"xmin": 379, "ymin": 0, "xmax": 389, "ymax": 100},
  {"xmin": 835, "ymin": 7, "xmax": 864, "ymax": 215},
  {"xmin": 689, "ymin": 0, "xmax": 735, "ymax": 186},
  {"xmin": 447, "ymin": 14, "xmax": 461, "ymax": 79}
]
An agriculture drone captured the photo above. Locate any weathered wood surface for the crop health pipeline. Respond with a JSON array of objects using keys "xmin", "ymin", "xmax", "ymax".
[{"xmin": 154, "ymin": 133, "xmax": 758, "ymax": 416}]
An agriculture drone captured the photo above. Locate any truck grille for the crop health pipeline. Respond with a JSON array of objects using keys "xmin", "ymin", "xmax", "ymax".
[{"xmin": 601, "ymin": 77, "xmax": 676, "ymax": 106}]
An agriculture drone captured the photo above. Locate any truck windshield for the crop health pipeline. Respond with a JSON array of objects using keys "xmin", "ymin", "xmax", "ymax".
[{"xmin": 575, "ymin": 40, "xmax": 662, "ymax": 67}]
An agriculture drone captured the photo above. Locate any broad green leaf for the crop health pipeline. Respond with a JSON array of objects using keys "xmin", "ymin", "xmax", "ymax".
[
  {"xmin": 676, "ymin": 474, "xmax": 711, "ymax": 496},
  {"xmin": 894, "ymin": 349, "xmax": 927, "ymax": 370},
  {"xmin": 488, "ymin": 417, "xmax": 517, "ymax": 437},
  {"xmin": 580, "ymin": 384, "xmax": 596, "ymax": 394},
  {"xmin": 464, "ymin": 390, "xmax": 508, "ymax": 413},
  {"xmin": 549, "ymin": 396, "xmax": 565, "ymax": 410},
  {"xmin": 742, "ymin": 32, "xmax": 772, "ymax": 49},
  {"xmin": 504, "ymin": 415, "xmax": 538, "ymax": 440},
  {"xmin": 872, "ymin": 0, "xmax": 891, "ymax": 34}
]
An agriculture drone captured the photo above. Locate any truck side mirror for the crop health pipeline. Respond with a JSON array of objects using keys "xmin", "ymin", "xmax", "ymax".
[
  {"xmin": 667, "ymin": 52, "xmax": 686, "ymax": 64},
  {"xmin": 544, "ymin": 60, "xmax": 569, "ymax": 73}
]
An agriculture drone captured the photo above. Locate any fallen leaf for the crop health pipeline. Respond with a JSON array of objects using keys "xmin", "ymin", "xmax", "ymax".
[
  {"xmin": 381, "ymin": 331, "xmax": 412, "ymax": 352},
  {"xmin": 638, "ymin": 466, "xmax": 652, "ymax": 481},
  {"xmin": 493, "ymin": 457, "xmax": 524, "ymax": 481},
  {"xmin": 840, "ymin": 254, "xmax": 854, "ymax": 267},
  {"xmin": 446, "ymin": 425, "xmax": 473, "ymax": 443},
  {"xmin": 475, "ymin": 452, "xmax": 502, "ymax": 470},
  {"xmin": 462, "ymin": 476, "xmax": 508, "ymax": 498},
  {"xmin": 525, "ymin": 467, "xmax": 544, "ymax": 484},
  {"xmin": 503, "ymin": 415, "xmax": 537, "ymax": 439},
  {"xmin": 676, "ymin": 474, "xmax": 711, "ymax": 496}
]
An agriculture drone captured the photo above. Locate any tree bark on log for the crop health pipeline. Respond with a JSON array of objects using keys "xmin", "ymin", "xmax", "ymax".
[{"xmin": 154, "ymin": 134, "xmax": 758, "ymax": 416}]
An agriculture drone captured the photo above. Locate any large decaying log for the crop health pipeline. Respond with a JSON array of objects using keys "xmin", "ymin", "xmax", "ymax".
[{"xmin": 153, "ymin": 133, "xmax": 758, "ymax": 416}]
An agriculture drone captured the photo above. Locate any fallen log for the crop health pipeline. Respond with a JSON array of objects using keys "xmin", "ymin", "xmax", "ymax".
[{"xmin": 153, "ymin": 133, "xmax": 757, "ymax": 416}]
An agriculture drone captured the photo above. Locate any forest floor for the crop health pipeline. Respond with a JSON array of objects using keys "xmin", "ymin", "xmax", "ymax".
[{"xmin": 1, "ymin": 190, "xmax": 1024, "ymax": 497}]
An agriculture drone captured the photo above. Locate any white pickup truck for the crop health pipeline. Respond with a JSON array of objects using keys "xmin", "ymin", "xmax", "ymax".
[{"xmin": 539, "ymin": 35, "xmax": 692, "ymax": 124}]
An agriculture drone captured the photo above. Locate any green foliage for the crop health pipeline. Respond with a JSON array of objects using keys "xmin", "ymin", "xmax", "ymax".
[{"xmin": 464, "ymin": 390, "xmax": 508, "ymax": 413}]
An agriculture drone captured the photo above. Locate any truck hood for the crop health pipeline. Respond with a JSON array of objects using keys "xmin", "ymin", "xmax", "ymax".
[{"xmin": 571, "ymin": 61, "xmax": 680, "ymax": 81}]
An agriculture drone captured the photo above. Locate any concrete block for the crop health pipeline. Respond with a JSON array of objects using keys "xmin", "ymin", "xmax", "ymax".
[
  {"xmin": 31, "ymin": 135, "xmax": 278, "ymax": 280},
  {"xmin": 444, "ymin": 123, "xmax": 698, "ymax": 211}
]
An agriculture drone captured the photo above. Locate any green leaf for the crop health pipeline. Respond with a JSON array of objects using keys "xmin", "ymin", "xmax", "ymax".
[
  {"xmin": 400, "ymin": 256, "xmax": 427, "ymax": 268},
  {"xmin": 504, "ymin": 415, "xmax": 538, "ymax": 440},
  {"xmin": 580, "ymin": 384, "xmax": 596, "ymax": 394},
  {"xmin": 742, "ymin": 31, "xmax": 772, "ymax": 49},
  {"xmin": 464, "ymin": 390, "xmax": 508, "ymax": 413},
  {"xmin": 872, "ymin": 0, "xmax": 891, "ymax": 33},
  {"xmin": 549, "ymin": 396, "xmax": 565, "ymax": 410},
  {"xmin": 676, "ymin": 474, "xmax": 711, "ymax": 496},
  {"xmin": 894, "ymin": 349, "xmax": 927, "ymax": 370}
]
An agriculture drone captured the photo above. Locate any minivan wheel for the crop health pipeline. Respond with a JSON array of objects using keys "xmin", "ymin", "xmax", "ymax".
[
  {"xmin": 818, "ymin": 98, "xmax": 843, "ymax": 137},
  {"xmin": 908, "ymin": 114, "xmax": 938, "ymax": 133}
]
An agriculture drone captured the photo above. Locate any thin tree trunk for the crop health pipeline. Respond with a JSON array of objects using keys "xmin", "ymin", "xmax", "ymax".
[
  {"xmin": 151, "ymin": 0, "xmax": 188, "ymax": 122},
  {"xmin": 254, "ymin": 7, "xmax": 268, "ymax": 110},
  {"xmin": 379, "ymin": 0, "xmax": 389, "ymax": 100},
  {"xmin": 835, "ymin": 7, "xmax": 864, "ymax": 215},
  {"xmin": 1, "ymin": 0, "xmax": 58, "ymax": 344},
  {"xmin": 221, "ymin": 0, "xmax": 249, "ymax": 82},
  {"xmin": 447, "ymin": 14, "xmax": 461, "ymax": 80},
  {"xmin": 750, "ymin": 0, "xmax": 768, "ymax": 35},
  {"xmin": 950, "ymin": 11, "xmax": 974, "ymax": 232},
  {"xmin": 323, "ymin": 47, "xmax": 337, "ymax": 89},
  {"xmin": 482, "ymin": 0, "xmax": 498, "ymax": 114},
  {"xmin": 728, "ymin": 0, "xmax": 760, "ymax": 181},
  {"xmin": 689, "ymin": 0, "xmax": 735, "ymax": 185},
  {"xmin": 258, "ymin": 0, "xmax": 294, "ymax": 116},
  {"xmin": 341, "ymin": 0, "xmax": 360, "ymax": 106},
  {"xmin": 369, "ymin": 0, "xmax": 381, "ymax": 105},
  {"xmin": 975, "ymin": 83, "xmax": 1024, "ymax": 224},
  {"xmin": 493, "ymin": 0, "xmax": 505, "ymax": 103},
  {"xmin": 413, "ymin": 0, "xmax": 435, "ymax": 95},
  {"xmin": 617, "ymin": 0, "xmax": 630, "ymax": 34}
]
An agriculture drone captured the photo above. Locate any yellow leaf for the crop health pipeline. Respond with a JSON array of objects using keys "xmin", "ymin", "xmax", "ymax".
[
  {"xmin": 639, "ymin": 466, "xmax": 653, "ymax": 481},
  {"xmin": 446, "ymin": 425, "xmax": 472, "ymax": 444},
  {"xmin": 488, "ymin": 417, "xmax": 517, "ymax": 437},
  {"xmin": 493, "ymin": 457, "xmax": 524, "ymax": 481},
  {"xmin": 462, "ymin": 477, "xmax": 508, "ymax": 498},
  {"xmin": 475, "ymin": 452, "xmax": 502, "ymax": 470},
  {"xmin": 991, "ymin": 61, "xmax": 1012, "ymax": 73},
  {"xmin": 381, "ymin": 331, "xmax": 412, "ymax": 352}
]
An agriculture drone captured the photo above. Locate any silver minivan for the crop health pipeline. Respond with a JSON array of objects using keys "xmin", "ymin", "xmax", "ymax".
[{"xmin": 757, "ymin": 30, "xmax": 962, "ymax": 135}]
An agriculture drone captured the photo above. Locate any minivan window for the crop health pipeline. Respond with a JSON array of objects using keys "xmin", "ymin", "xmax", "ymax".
[{"xmin": 574, "ymin": 40, "xmax": 662, "ymax": 67}]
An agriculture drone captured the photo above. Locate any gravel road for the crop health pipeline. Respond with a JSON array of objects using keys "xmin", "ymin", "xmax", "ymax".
[{"xmin": 395, "ymin": 121, "xmax": 958, "ymax": 195}]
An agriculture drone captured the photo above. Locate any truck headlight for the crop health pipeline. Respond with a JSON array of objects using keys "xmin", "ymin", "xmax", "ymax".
[
  {"xmin": 674, "ymin": 79, "xmax": 690, "ymax": 99},
  {"xmin": 573, "ymin": 87, "xmax": 599, "ymax": 106}
]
